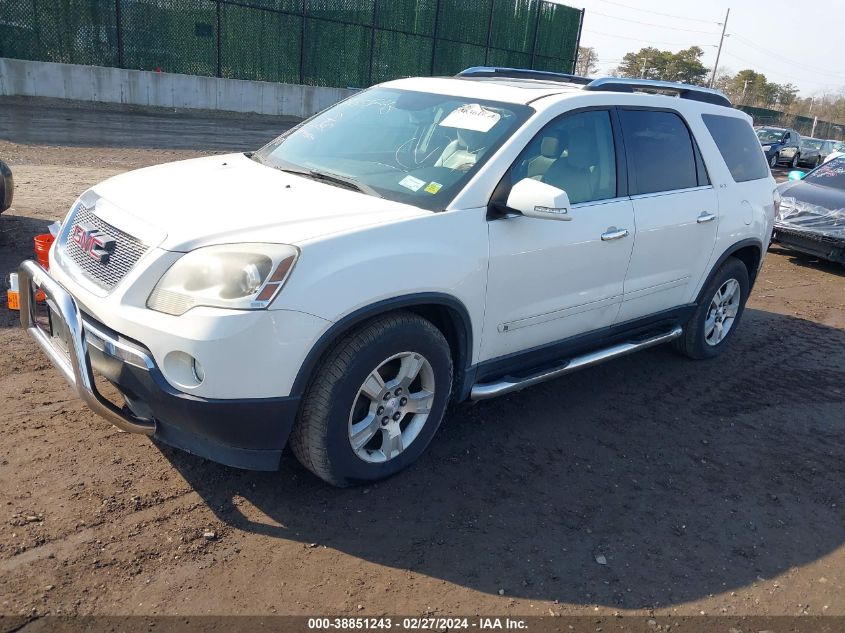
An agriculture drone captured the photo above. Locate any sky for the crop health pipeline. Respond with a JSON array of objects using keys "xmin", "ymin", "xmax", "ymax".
[{"xmin": 558, "ymin": 0, "xmax": 845, "ymax": 97}]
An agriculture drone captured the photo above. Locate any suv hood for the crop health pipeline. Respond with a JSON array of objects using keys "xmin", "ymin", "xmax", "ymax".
[{"xmin": 90, "ymin": 153, "xmax": 429, "ymax": 251}]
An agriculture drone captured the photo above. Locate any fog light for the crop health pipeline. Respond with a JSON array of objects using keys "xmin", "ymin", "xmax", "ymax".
[{"xmin": 163, "ymin": 351, "xmax": 205, "ymax": 389}]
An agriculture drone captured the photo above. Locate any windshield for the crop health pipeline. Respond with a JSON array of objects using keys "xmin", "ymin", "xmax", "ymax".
[
  {"xmin": 802, "ymin": 138, "xmax": 823, "ymax": 150},
  {"xmin": 804, "ymin": 156, "xmax": 845, "ymax": 189},
  {"xmin": 756, "ymin": 128, "xmax": 785, "ymax": 143},
  {"xmin": 252, "ymin": 88, "xmax": 533, "ymax": 211}
]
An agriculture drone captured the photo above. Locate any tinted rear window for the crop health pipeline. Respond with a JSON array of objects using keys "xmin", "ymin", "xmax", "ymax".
[
  {"xmin": 704, "ymin": 114, "xmax": 770, "ymax": 183},
  {"xmin": 619, "ymin": 109, "xmax": 700, "ymax": 195}
]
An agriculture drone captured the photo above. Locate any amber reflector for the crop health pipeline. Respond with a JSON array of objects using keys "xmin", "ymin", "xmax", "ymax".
[
  {"xmin": 255, "ymin": 283, "xmax": 279, "ymax": 302},
  {"xmin": 268, "ymin": 256, "xmax": 295, "ymax": 282}
]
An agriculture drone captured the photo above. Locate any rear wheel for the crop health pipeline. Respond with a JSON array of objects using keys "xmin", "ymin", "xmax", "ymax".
[
  {"xmin": 791, "ymin": 153, "xmax": 800, "ymax": 168},
  {"xmin": 674, "ymin": 257, "xmax": 750, "ymax": 360},
  {"xmin": 290, "ymin": 311, "xmax": 453, "ymax": 486}
]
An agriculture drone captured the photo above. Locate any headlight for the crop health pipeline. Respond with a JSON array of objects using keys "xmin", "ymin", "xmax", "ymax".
[
  {"xmin": 147, "ymin": 243, "xmax": 298, "ymax": 316},
  {"xmin": 762, "ymin": 145, "xmax": 772, "ymax": 152}
]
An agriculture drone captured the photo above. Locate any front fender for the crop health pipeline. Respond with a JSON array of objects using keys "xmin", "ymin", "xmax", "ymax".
[{"xmin": 275, "ymin": 207, "xmax": 489, "ymax": 369}]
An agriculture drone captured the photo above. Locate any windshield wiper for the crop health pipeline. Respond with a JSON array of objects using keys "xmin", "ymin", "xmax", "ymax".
[{"xmin": 277, "ymin": 167, "xmax": 383, "ymax": 198}]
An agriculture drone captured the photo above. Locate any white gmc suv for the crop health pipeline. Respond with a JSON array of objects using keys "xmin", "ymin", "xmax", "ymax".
[{"xmin": 20, "ymin": 68, "xmax": 777, "ymax": 486}]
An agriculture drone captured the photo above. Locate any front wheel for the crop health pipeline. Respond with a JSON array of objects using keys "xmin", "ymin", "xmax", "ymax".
[
  {"xmin": 674, "ymin": 257, "xmax": 750, "ymax": 360},
  {"xmin": 290, "ymin": 311, "xmax": 453, "ymax": 486},
  {"xmin": 791, "ymin": 153, "xmax": 800, "ymax": 168},
  {"xmin": 769, "ymin": 153, "xmax": 779, "ymax": 168}
]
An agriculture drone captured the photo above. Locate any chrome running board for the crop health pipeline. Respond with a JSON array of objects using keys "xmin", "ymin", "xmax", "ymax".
[{"xmin": 470, "ymin": 326, "xmax": 683, "ymax": 401}]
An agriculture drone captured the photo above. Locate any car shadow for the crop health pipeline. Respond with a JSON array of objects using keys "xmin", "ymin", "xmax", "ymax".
[
  {"xmin": 160, "ymin": 308, "xmax": 845, "ymax": 608},
  {"xmin": 0, "ymin": 213, "xmax": 56, "ymax": 327}
]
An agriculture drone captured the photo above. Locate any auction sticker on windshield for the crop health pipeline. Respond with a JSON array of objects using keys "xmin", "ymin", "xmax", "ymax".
[
  {"xmin": 440, "ymin": 104, "xmax": 501, "ymax": 132},
  {"xmin": 399, "ymin": 175, "xmax": 427, "ymax": 191}
]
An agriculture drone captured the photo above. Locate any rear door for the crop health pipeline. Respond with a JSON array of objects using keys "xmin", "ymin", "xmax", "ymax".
[{"xmin": 615, "ymin": 108, "xmax": 719, "ymax": 323}]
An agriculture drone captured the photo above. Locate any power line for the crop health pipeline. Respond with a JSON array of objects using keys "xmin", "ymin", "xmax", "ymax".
[
  {"xmin": 586, "ymin": 9, "xmax": 721, "ymax": 35},
  {"xmin": 581, "ymin": 28, "xmax": 707, "ymax": 48},
  {"xmin": 591, "ymin": 0, "xmax": 719, "ymax": 26},
  {"xmin": 720, "ymin": 50, "xmax": 845, "ymax": 84},
  {"xmin": 731, "ymin": 34, "xmax": 845, "ymax": 79}
]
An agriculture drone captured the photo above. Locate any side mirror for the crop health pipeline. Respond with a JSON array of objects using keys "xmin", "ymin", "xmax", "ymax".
[
  {"xmin": 0, "ymin": 160, "xmax": 13, "ymax": 213},
  {"xmin": 787, "ymin": 170, "xmax": 805, "ymax": 181},
  {"xmin": 506, "ymin": 178, "xmax": 572, "ymax": 221}
]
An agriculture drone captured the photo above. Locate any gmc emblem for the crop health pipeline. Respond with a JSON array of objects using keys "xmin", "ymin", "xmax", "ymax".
[{"xmin": 70, "ymin": 223, "xmax": 116, "ymax": 264}]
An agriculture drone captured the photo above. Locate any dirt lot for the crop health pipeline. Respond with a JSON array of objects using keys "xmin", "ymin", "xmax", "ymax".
[{"xmin": 0, "ymin": 98, "xmax": 843, "ymax": 621}]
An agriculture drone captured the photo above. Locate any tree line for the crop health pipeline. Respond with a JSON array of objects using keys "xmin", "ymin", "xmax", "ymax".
[{"xmin": 574, "ymin": 46, "xmax": 845, "ymax": 124}]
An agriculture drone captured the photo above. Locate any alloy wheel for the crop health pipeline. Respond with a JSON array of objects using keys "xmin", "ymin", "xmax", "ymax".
[
  {"xmin": 348, "ymin": 351, "xmax": 435, "ymax": 463},
  {"xmin": 704, "ymin": 278, "xmax": 741, "ymax": 346}
]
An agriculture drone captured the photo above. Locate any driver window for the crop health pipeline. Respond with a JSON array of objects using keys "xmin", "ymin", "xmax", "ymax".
[{"xmin": 509, "ymin": 110, "xmax": 617, "ymax": 205}]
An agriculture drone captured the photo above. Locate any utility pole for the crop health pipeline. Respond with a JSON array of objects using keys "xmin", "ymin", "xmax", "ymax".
[
  {"xmin": 641, "ymin": 56, "xmax": 648, "ymax": 79},
  {"xmin": 709, "ymin": 8, "xmax": 730, "ymax": 88},
  {"xmin": 741, "ymin": 78, "xmax": 749, "ymax": 104}
]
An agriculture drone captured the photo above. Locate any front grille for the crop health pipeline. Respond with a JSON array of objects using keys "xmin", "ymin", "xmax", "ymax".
[{"xmin": 61, "ymin": 203, "xmax": 149, "ymax": 291}]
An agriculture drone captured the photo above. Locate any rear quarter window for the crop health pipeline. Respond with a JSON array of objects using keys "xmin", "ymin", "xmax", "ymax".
[{"xmin": 703, "ymin": 114, "xmax": 770, "ymax": 183}]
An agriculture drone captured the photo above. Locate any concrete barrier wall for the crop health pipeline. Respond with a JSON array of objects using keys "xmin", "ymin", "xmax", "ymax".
[{"xmin": 0, "ymin": 58, "xmax": 357, "ymax": 118}]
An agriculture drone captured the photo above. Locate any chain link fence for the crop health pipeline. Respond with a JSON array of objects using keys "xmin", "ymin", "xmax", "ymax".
[
  {"xmin": 0, "ymin": 0, "xmax": 584, "ymax": 89},
  {"xmin": 739, "ymin": 106, "xmax": 845, "ymax": 141}
]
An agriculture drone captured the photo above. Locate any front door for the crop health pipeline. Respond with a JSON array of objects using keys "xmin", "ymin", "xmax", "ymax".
[{"xmin": 481, "ymin": 109, "xmax": 635, "ymax": 362}]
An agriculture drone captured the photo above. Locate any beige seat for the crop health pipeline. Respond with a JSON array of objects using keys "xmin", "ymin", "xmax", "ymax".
[
  {"xmin": 435, "ymin": 129, "xmax": 488, "ymax": 170},
  {"xmin": 526, "ymin": 133, "xmax": 565, "ymax": 180},
  {"xmin": 542, "ymin": 126, "xmax": 599, "ymax": 204}
]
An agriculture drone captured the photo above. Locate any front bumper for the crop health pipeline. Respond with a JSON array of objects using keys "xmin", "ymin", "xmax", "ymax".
[
  {"xmin": 18, "ymin": 260, "xmax": 299, "ymax": 470},
  {"xmin": 772, "ymin": 227, "xmax": 845, "ymax": 264}
]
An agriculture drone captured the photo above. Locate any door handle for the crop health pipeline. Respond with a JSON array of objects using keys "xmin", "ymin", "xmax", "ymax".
[
  {"xmin": 601, "ymin": 228, "xmax": 629, "ymax": 241},
  {"xmin": 697, "ymin": 212, "xmax": 716, "ymax": 224}
]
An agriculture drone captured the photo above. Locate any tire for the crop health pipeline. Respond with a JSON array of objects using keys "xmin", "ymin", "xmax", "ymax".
[
  {"xmin": 791, "ymin": 153, "xmax": 800, "ymax": 168},
  {"xmin": 0, "ymin": 160, "xmax": 12, "ymax": 213},
  {"xmin": 815, "ymin": 156, "xmax": 822, "ymax": 167},
  {"xmin": 290, "ymin": 311, "xmax": 453, "ymax": 486},
  {"xmin": 673, "ymin": 257, "xmax": 750, "ymax": 360},
  {"xmin": 769, "ymin": 153, "xmax": 779, "ymax": 168}
]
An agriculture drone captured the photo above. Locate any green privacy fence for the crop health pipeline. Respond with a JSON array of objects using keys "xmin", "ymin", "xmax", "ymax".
[
  {"xmin": 738, "ymin": 105, "xmax": 845, "ymax": 141},
  {"xmin": 0, "ymin": 0, "xmax": 584, "ymax": 89}
]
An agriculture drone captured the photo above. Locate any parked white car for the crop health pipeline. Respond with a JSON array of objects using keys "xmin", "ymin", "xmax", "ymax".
[
  {"xmin": 20, "ymin": 68, "xmax": 777, "ymax": 486},
  {"xmin": 823, "ymin": 141, "xmax": 845, "ymax": 164}
]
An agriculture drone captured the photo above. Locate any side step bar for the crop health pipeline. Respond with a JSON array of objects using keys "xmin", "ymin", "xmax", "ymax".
[{"xmin": 470, "ymin": 326, "xmax": 683, "ymax": 400}]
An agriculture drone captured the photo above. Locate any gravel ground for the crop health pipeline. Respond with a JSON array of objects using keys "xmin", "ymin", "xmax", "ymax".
[{"xmin": 0, "ymin": 99, "xmax": 843, "ymax": 620}]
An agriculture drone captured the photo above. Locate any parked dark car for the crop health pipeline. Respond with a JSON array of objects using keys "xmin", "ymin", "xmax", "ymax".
[
  {"xmin": 0, "ymin": 160, "xmax": 12, "ymax": 213},
  {"xmin": 798, "ymin": 138, "xmax": 825, "ymax": 168},
  {"xmin": 756, "ymin": 126, "xmax": 802, "ymax": 168},
  {"xmin": 773, "ymin": 156, "xmax": 845, "ymax": 266}
]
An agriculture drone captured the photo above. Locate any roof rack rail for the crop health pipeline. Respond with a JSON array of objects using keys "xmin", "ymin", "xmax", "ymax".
[
  {"xmin": 456, "ymin": 66, "xmax": 593, "ymax": 86},
  {"xmin": 583, "ymin": 78, "xmax": 732, "ymax": 107}
]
